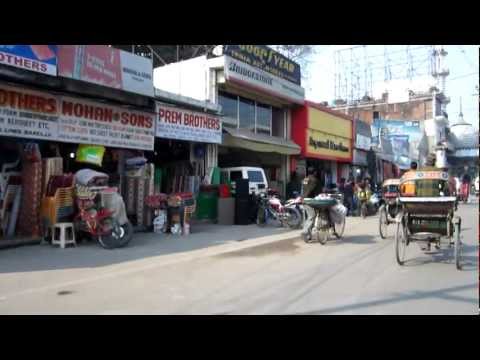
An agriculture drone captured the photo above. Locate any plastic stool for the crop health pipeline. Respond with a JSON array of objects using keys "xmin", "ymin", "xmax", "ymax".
[{"xmin": 52, "ymin": 223, "xmax": 76, "ymax": 249}]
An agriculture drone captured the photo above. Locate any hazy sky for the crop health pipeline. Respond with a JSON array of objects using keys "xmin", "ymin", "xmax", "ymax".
[{"xmin": 302, "ymin": 45, "xmax": 479, "ymax": 129}]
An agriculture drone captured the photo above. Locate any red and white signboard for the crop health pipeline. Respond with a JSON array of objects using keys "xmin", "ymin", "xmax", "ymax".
[
  {"xmin": 58, "ymin": 97, "xmax": 155, "ymax": 150},
  {"xmin": 58, "ymin": 45, "xmax": 154, "ymax": 97},
  {"xmin": 0, "ymin": 83, "xmax": 59, "ymax": 140},
  {"xmin": 0, "ymin": 82, "xmax": 155, "ymax": 150},
  {"xmin": 156, "ymin": 103, "xmax": 222, "ymax": 144}
]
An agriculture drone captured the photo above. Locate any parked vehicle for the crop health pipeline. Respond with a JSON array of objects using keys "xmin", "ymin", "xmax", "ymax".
[
  {"xmin": 74, "ymin": 170, "xmax": 133, "ymax": 249},
  {"xmin": 256, "ymin": 190, "xmax": 302, "ymax": 229},
  {"xmin": 220, "ymin": 167, "xmax": 268, "ymax": 196}
]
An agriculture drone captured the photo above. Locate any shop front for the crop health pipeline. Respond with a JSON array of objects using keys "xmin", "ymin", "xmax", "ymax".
[
  {"xmin": 351, "ymin": 119, "xmax": 372, "ymax": 181},
  {"xmin": 0, "ymin": 80, "xmax": 156, "ymax": 247},
  {"xmin": 291, "ymin": 102, "xmax": 353, "ymax": 191}
]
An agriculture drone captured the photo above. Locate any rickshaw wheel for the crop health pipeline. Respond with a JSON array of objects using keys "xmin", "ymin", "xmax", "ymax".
[
  {"xmin": 395, "ymin": 219, "xmax": 407, "ymax": 265},
  {"xmin": 379, "ymin": 205, "xmax": 388, "ymax": 239},
  {"xmin": 454, "ymin": 220, "xmax": 462, "ymax": 270}
]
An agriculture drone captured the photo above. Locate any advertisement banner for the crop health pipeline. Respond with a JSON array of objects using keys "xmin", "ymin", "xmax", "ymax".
[
  {"xmin": 355, "ymin": 133, "xmax": 371, "ymax": 150},
  {"xmin": 306, "ymin": 128, "xmax": 352, "ymax": 160},
  {"xmin": 0, "ymin": 83, "xmax": 59, "ymax": 140},
  {"xmin": 371, "ymin": 119, "xmax": 423, "ymax": 160},
  {"xmin": 0, "ymin": 45, "xmax": 57, "ymax": 76},
  {"xmin": 224, "ymin": 45, "xmax": 301, "ymax": 85},
  {"xmin": 224, "ymin": 56, "xmax": 305, "ymax": 104},
  {"xmin": 58, "ymin": 45, "xmax": 154, "ymax": 97},
  {"xmin": 57, "ymin": 96, "xmax": 155, "ymax": 150},
  {"xmin": 156, "ymin": 103, "xmax": 222, "ymax": 144}
]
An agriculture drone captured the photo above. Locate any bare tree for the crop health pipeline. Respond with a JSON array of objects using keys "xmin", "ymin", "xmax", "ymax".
[{"xmin": 271, "ymin": 45, "xmax": 315, "ymax": 82}]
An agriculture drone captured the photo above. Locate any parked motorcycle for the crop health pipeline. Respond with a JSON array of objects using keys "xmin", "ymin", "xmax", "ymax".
[
  {"xmin": 256, "ymin": 190, "xmax": 302, "ymax": 229},
  {"xmin": 74, "ymin": 170, "xmax": 133, "ymax": 249}
]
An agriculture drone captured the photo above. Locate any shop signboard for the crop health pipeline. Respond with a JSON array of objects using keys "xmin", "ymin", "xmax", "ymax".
[
  {"xmin": 0, "ymin": 83, "xmax": 59, "ymax": 140},
  {"xmin": 0, "ymin": 45, "xmax": 57, "ymax": 76},
  {"xmin": 57, "ymin": 96, "xmax": 155, "ymax": 150},
  {"xmin": 156, "ymin": 103, "xmax": 222, "ymax": 144},
  {"xmin": 304, "ymin": 105, "xmax": 352, "ymax": 161},
  {"xmin": 58, "ymin": 45, "xmax": 154, "ymax": 97},
  {"xmin": 223, "ymin": 45, "xmax": 301, "ymax": 85},
  {"xmin": 224, "ymin": 56, "xmax": 305, "ymax": 104}
]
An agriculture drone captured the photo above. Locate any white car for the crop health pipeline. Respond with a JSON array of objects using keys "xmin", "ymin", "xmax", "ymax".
[{"xmin": 220, "ymin": 167, "xmax": 268, "ymax": 196}]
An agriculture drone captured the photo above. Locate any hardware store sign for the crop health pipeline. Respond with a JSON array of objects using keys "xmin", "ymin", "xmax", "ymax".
[
  {"xmin": 58, "ymin": 97, "xmax": 155, "ymax": 150},
  {"xmin": 0, "ymin": 84, "xmax": 59, "ymax": 140},
  {"xmin": 0, "ymin": 83, "xmax": 155, "ymax": 150},
  {"xmin": 156, "ymin": 103, "xmax": 222, "ymax": 144}
]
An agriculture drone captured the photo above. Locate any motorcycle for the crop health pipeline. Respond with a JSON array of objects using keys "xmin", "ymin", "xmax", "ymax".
[
  {"xmin": 256, "ymin": 190, "xmax": 302, "ymax": 229},
  {"xmin": 74, "ymin": 170, "xmax": 133, "ymax": 249}
]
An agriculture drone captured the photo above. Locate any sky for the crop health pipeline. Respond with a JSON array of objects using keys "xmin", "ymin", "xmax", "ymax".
[{"xmin": 302, "ymin": 45, "xmax": 479, "ymax": 129}]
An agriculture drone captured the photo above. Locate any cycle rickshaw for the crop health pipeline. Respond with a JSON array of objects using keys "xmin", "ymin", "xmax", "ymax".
[
  {"xmin": 378, "ymin": 178, "xmax": 401, "ymax": 239},
  {"xmin": 395, "ymin": 168, "xmax": 462, "ymax": 270}
]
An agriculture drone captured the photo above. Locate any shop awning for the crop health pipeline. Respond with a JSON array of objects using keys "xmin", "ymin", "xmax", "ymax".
[{"xmin": 222, "ymin": 128, "xmax": 301, "ymax": 155}]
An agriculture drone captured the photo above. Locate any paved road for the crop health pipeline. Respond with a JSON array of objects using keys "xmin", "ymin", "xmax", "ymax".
[{"xmin": 0, "ymin": 202, "xmax": 477, "ymax": 314}]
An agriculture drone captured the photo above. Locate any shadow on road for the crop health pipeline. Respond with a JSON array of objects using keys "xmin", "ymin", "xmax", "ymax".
[
  {"xmin": 292, "ymin": 283, "xmax": 478, "ymax": 315},
  {"xmin": 0, "ymin": 223, "xmax": 292, "ymax": 274},
  {"xmin": 403, "ymin": 243, "xmax": 478, "ymax": 271},
  {"xmin": 332, "ymin": 235, "xmax": 377, "ymax": 245}
]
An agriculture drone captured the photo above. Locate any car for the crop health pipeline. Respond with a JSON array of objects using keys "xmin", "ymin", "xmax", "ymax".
[{"xmin": 220, "ymin": 167, "xmax": 268, "ymax": 196}]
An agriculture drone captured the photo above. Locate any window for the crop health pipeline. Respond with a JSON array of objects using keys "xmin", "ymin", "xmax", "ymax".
[
  {"xmin": 272, "ymin": 107, "xmax": 285, "ymax": 138},
  {"xmin": 239, "ymin": 97, "xmax": 255, "ymax": 131},
  {"xmin": 218, "ymin": 91, "xmax": 238, "ymax": 125},
  {"xmin": 373, "ymin": 111, "xmax": 380, "ymax": 120},
  {"xmin": 230, "ymin": 171, "xmax": 243, "ymax": 181},
  {"xmin": 247, "ymin": 170, "xmax": 264, "ymax": 182},
  {"xmin": 256, "ymin": 104, "xmax": 272, "ymax": 135}
]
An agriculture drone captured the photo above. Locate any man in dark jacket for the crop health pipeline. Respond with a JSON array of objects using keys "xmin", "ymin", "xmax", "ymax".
[{"xmin": 301, "ymin": 167, "xmax": 319, "ymax": 239}]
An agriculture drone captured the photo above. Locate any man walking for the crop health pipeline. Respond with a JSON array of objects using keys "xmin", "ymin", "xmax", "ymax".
[{"xmin": 301, "ymin": 167, "xmax": 319, "ymax": 239}]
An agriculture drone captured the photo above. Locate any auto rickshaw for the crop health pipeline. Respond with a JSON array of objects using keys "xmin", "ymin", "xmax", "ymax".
[
  {"xmin": 395, "ymin": 167, "xmax": 462, "ymax": 270},
  {"xmin": 378, "ymin": 178, "xmax": 401, "ymax": 239}
]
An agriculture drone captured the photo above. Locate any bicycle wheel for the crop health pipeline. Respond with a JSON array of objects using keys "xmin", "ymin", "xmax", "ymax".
[
  {"xmin": 285, "ymin": 207, "xmax": 302, "ymax": 229},
  {"xmin": 454, "ymin": 219, "xmax": 462, "ymax": 270},
  {"xmin": 333, "ymin": 216, "xmax": 345, "ymax": 239},
  {"xmin": 379, "ymin": 205, "xmax": 388, "ymax": 239},
  {"xmin": 317, "ymin": 229, "xmax": 329, "ymax": 245},
  {"xmin": 395, "ymin": 218, "xmax": 407, "ymax": 265}
]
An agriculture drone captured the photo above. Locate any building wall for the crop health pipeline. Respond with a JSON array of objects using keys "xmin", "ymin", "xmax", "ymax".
[{"xmin": 337, "ymin": 98, "xmax": 434, "ymax": 124}]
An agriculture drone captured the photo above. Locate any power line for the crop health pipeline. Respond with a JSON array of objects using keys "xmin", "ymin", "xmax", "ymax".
[{"xmin": 447, "ymin": 72, "xmax": 479, "ymax": 81}]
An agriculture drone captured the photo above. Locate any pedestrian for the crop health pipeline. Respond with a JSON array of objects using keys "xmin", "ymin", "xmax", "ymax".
[
  {"xmin": 301, "ymin": 167, "xmax": 320, "ymax": 239},
  {"xmin": 343, "ymin": 177, "xmax": 354, "ymax": 216},
  {"xmin": 286, "ymin": 171, "xmax": 302, "ymax": 199}
]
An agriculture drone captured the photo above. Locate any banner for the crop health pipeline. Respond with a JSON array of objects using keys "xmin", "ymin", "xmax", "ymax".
[
  {"xmin": 223, "ymin": 45, "xmax": 301, "ymax": 85},
  {"xmin": 58, "ymin": 96, "xmax": 155, "ymax": 150},
  {"xmin": 156, "ymin": 103, "xmax": 222, "ymax": 144},
  {"xmin": 0, "ymin": 84, "xmax": 59, "ymax": 140},
  {"xmin": 224, "ymin": 56, "xmax": 305, "ymax": 104},
  {"xmin": 58, "ymin": 45, "xmax": 154, "ymax": 97},
  {"xmin": 355, "ymin": 133, "xmax": 371, "ymax": 151},
  {"xmin": 0, "ymin": 45, "xmax": 57, "ymax": 76},
  {"xmin": 307, "ymin": 128, "xmax": 351, "ymax": 160},
  {"xmin": 0, "ymin": 83, "xmax": 155, "ymax": 150}
]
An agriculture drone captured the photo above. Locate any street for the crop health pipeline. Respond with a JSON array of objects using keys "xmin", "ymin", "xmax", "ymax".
[{"xmin": 0, "ymin": 201, "xmax": 478, "ymax": 315}]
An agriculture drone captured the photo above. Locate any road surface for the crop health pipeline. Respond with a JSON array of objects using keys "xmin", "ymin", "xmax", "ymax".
[{"xmin": 0, "ymin": 201, "xmax": 477, "ymax": 314}]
